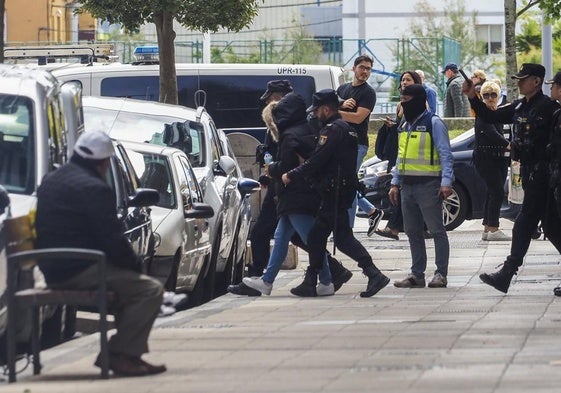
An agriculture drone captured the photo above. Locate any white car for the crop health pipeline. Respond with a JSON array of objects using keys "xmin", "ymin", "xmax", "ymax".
[
  {"xmin": 123, "ymin": 141, "xmax": 215, "ymax": 307},
  {"xmin": 82, "ymin": 96, "xmax": 257, "ymax": 298}
]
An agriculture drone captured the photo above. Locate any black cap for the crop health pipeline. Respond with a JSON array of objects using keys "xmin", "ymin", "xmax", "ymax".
[
  {"xmin": 441, "ymin": 62, "xmax": 458, "ymax": 74},
  {"xmin": 511, "ymin": 63, "xmax": 545, "ymax": 80},
  {"xmin": 544, "ymin": 70, "xmax": 561, "ymax": 85},
  {"xmin": 260, "ymin": 80, "xmax": 293, "ymax": 101},
  {"xmin": 306, "ymin": 89, "xmax": 340, "ymax": 113},
  {"xmin": 400, "ymin": 84, "xmax": 427, "ymax": 100}
]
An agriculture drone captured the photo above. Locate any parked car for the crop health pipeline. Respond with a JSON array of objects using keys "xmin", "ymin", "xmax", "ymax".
[
  {"xmin": 81, "ymin": 96, "xmax": 257, "ymax": 297},
  {"xmin": 123, "ymin": 141, "xmax": 215, "ymax": 307},
  {"xmin": 359, "ymin": 128, "xmax": 489, "ymax": 230}
]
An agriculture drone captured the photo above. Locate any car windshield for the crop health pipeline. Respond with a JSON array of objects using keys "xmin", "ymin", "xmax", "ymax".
[
  {"xmin": 83, "ymin": 106, "xmax": 206, "ymax": 168},
  {"xmin": 0, "ymin": 94, "xmax": 34, "ymax": 194},
  {"xmin": 126, "ymin": 150, "xmax": 176, "ymax": 209}
]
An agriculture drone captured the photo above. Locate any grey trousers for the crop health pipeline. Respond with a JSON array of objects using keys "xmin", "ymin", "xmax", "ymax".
[{"xmin": 50, "ymin": 264, "xmax": 163, "ymax": 357}]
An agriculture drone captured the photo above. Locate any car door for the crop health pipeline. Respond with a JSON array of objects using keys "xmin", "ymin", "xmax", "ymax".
[
  {"xmin": 109, "ymin": 144, "xmax": 153, "ymax": 272},
  {"xmin": 173, "ymin": 152, "xmax": 211, "ymax": 290}
]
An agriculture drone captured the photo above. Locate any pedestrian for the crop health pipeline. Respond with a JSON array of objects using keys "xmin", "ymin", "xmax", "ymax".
[
  {"xmin": 549, "ymin": 72, "xmax": 561, "ymax": 296},
  {"xmin": 464, "ymin": 63, "xmax": 561, "ymax": 294},
  {"xmin": 492, "ymin": 78, "xmax": 508, "ymax": 106},
  {"xmin": 471, "ymin": 69, "xmax": 487, "ymax": 94},
  {"xmin": 442, "ymin": 63, "xmax": 471, "ymax": 117},
  {"xmin": 390, "ymin": 84, "xmax": 454, "ymax": 289},
  {"xmin": 243, "ymin": 93, "xmax": 335, "ymax": 296},
  {"xmin": 35, "ymin": 131, "xmax": 166, "ymax": 376},
  {"xmin": 282, "ymin": 89, "xmax": 390, "ymax": 298},
  {"xmin": 337, "ymin": 54, "xmax": 384, "ymax": 234},
  {"xmin": 415, "ymin": 69, "xmax": 438, "ymax": 114},
  {"xmin": 473, "ymin": 81, "xmax": 511, "ymax": 241}
]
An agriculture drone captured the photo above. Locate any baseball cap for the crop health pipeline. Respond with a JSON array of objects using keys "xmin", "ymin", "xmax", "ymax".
[
  {"xmin": 306, "ymin": 89, "xmax": 341, "ymax": 113},
  {"xmin": 545, "ymin": 70, "xmax": 561, "ymax": 85},
  {"xmin": 259, "ymin": 80, "xmax": 293, "ymax": 102},
  {"xmin": 511, "ymin": 63, "xmax": 545, "ymax": 80},
  {"xmin": 441, "ymin": 63, "xmax": 458, "ymax": 74},
  {"xmin": 400, "ymin": 84, "xmax": 427, "ymax": 100},
  {"xmin": 73, "ymin": 130, "xmax": 115, "ymax": 160}
]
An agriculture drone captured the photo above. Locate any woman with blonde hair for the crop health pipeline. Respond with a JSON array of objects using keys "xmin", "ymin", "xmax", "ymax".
[{"xmin": 473, "ymin": 81, "xmax": 511, "ymax": 240}]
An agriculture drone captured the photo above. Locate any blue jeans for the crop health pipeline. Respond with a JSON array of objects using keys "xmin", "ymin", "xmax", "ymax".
[
  {"xmin": 262, "ymin": 214, "xmax": 332, "ymax": 285},
  {"xmin": 348, "ymin": 143, "xmax": 375, "ymax": 227},
  {"xmin": 400, "ymin": 178, "xmax": 449, "ymax": 278}
]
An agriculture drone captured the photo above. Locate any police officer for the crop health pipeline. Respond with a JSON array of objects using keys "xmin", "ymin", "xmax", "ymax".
[
  {"xmin": 282, "ymin": 89, "xmax": 390, "ymax": 298},
  {"xmin": 463, "ymin": 63, "xmax": 561, "ymax": 294},
  {"xmin": 545, "ymin": 71, "xmax": 561, "ymax": 296}
]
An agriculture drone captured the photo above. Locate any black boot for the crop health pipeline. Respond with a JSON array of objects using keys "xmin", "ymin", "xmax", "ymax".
[
  {"xmin": 360, "ymin": 264, "xmax": 390, "ymax": 298},
  {"xmin": 328, "ymin": 255, "xmax": 353, "ymax": 292},
  {"xmin": 290, "ymin": 267, "xmax": 318, "ymax": 297},
  {"xmin": 479, "ymin": 262, "xmax": 517, "ymax": 293}
]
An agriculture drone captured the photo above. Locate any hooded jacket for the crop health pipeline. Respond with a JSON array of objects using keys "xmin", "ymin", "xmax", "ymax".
[{"xmin": 266, "ymin": 93, "xmax": 319, "ymax": 216}]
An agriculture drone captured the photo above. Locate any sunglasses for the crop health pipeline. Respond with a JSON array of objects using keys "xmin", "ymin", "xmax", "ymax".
[{"xmin": 482, "ymin": 92, "xmax": 498, "ymax": 99}]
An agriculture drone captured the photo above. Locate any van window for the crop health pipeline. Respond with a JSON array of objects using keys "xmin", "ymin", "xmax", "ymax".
[
  {"xmin": 47, "ymin": 97, "xmax": 67, "ymax": 170},
  {"xmin": 99, "ymin": 74, "xmax": 316, "ymax": 130},
  {"xmin": 0, "ymin": 95, "xmax": 34, "ymax": 194}
]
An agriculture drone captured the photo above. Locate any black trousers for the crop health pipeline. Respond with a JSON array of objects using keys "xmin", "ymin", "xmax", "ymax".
[
  {"xmin": 474, "ymin": 154, "xmax": 508, "ymax": 228},
  {"xmin": 249, "ymin": 187, "xmax": 278, "ymax": 276},
  {"xmin": 307, "ymin": 193, "xmax": 374, "ymax": 273},
  {"xmin": 506, "ymin": 169, "xmax": 561, "ymax": 268}
]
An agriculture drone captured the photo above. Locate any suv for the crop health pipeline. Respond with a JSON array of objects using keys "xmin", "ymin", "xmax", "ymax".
[{"xmin": 81, "ymin": 96, "xmax": 255, "ymax": 297}]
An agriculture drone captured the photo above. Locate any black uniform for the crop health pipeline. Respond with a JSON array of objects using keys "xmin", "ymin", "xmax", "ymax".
[
  {"xmin": 288, "ymin": 113, "xmax": 377, "ymax": 273},
  {"xmin": 470, "ymin": 91, "xmax": 561, "ymax": 269}
]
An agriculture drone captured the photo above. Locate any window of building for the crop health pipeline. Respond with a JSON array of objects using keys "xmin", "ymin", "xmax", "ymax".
[{"xmin": 476, "ymin": 24, "xmax": 503, "ymax": 54}]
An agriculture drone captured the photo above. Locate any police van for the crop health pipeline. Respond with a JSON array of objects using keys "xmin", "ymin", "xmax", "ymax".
[{"xmin": 50, "ymin": 62, "xmax": 345, "ymax": 181}]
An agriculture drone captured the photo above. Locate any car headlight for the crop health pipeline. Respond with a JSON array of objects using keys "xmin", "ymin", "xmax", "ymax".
[
  {"xmin": 153, "ymin": 232, "xmax": 161, "ymax": 249},
  {"xmin": 364, "ymin": 160, "xmax": 389, "ymax": 178}
]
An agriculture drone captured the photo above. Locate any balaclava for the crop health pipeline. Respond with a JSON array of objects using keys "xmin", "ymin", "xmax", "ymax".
[{"xmin": 400, "ymin": 84, "xmax": 427, "ymax": 123}]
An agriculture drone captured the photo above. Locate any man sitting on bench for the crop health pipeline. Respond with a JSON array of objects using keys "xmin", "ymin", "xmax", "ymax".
[{"xmin": 34, "ymin": 131, "xmax": 166, "ymax": 377}]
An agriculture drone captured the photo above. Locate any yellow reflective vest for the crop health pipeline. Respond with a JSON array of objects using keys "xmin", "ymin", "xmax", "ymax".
[{"xmin": 397, "ymin": 112, "xmax": 442, "ymax": 177}]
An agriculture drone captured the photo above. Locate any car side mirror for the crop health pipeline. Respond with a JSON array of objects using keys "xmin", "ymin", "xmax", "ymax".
[
  {"xmin": 237, "ymin": 177, "xmax": 260, "ymax": 198},
  {"xmin": 184, "ymin": 202, "xmax": 214, "ymax": 219},
  {"xmin": 0, "ymin": 185, "xmax": 10, "ymax": 215},
  {"xmin": 128, "ymin": 188, "xmax": 160, "ymax": 207},
  {"xmin": 214, "ymin": 155, "xmax": 236, "ymax": 176}
]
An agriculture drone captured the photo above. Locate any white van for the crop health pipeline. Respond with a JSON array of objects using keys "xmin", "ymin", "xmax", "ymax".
[{"xmin": 50, "ymin": 62, "xmax": 344, "ymax": 190}]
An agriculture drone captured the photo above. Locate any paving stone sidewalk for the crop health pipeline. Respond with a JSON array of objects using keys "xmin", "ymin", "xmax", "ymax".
[{"xmin": 2, "ymin": 219, "xmax": 561, "ymax": 393}]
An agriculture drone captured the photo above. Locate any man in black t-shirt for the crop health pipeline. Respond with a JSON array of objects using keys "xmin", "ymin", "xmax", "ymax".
[{"xmin": 337, "ymin": 55, "xmax": 383, "ymax": 234}]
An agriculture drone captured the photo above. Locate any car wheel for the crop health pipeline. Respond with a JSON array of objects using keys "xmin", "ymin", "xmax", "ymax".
[
  {"xmin": 443, "ymin": 183, "xmax": 468, "ymax": 231},
  {"xmin": 203, "ymin": 233, "xmax": 220, "ymax": 303},
  {"xmin": 164, "ymin": 252, "xmax": 181, "ymax": 292},
  {"xmin": 187, "ymin": 255, "xmax": 207, "ymax": 308}
]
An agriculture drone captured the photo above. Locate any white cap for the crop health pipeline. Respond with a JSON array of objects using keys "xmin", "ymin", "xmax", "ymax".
[{"xmin": 73, "ymin": 131, "xmax": 115, "ymax": 160}]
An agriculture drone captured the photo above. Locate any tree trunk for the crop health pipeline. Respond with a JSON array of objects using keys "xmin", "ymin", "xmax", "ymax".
[
  {"xmin": 154, "ymin": 11, "xmax": 178, "ymax": 105},
  {"xmin": 504, "ymin": 0, "xmax": 518, "ymax": 102}
]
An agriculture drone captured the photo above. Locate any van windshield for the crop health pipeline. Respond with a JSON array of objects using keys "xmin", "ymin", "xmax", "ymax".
[
  {"xmin": 83, "ymin": 106, "xmax": 206, "ymax": 168},
  {"xmin": 0, "ymin": 95, "xmax": 34, "ymax": 194}
]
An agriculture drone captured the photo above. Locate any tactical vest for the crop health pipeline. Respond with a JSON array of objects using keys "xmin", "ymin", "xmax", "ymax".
[{"xmin": 397, "ymin": 112, "xmax": 441, "ymax": 177}]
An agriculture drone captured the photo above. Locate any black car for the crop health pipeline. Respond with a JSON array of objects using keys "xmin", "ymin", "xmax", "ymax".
[{"xmin": 358, "ymin": 128, "xmax": 489, "ymax": 231}]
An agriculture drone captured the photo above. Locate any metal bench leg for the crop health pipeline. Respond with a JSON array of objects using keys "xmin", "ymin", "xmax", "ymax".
[
  {"xmin": 7, "ymin": 299, "xmax": 17, "ymax": 382},
  {"xmin": 31, "ymin": 307, "xmax": 41, "ymax": 375},
  {"xmin": 98, "ymin": 299, "xmax": 110, "ymax": 379}
]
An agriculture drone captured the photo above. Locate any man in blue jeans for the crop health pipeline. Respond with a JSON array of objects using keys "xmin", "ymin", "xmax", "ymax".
[
  {"xmin": 389, "ymin": 84, "xmax": 454, "ymax": 288},
  {"xmin": 337, "ymin": 54, "xmax": 383, "ymax": 235}
]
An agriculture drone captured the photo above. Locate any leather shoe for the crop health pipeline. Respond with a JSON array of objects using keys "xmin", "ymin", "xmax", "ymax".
[{"xmin": 95, "ymin": 352, "xmax": 166, "ymax": 376}]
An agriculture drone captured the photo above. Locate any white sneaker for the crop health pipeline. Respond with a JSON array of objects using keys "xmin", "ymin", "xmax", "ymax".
[
  {"xmin": 481, "ymin": 232, "xmax": 488, "ymax": 241},
  {"xmin": 242, "ymin": 276, "xmax": 273, "ymax": 295},
  {"xmin": 486, "ymin": 229, "xmax": 511, "ymax": 241},
  {"xmin": 158, "ymin": 304, "xmax": 176, "ymax": 317},
  {"xmin": 317, "ymin": 282, "xmax": 335, "ymax": 296},
  {"xmin": 163, "ymin": 291, "xmax": 188, "ymax": 307}
]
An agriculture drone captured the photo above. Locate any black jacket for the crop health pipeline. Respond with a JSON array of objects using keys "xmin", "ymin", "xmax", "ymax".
[
  {"xmin": 267, "ymin": 93, "xmax": 319, "ymax": 216},
  {"xmin": 473, "ymin": 115, "xmax": 509, "ymax": 158},
  {"xmin": 288, "ymin": 112, "xmax": 359, "ymax": 208},
  {"xmin": 35, "ymin": 155, "xmax": 138, "ymax": 284}
]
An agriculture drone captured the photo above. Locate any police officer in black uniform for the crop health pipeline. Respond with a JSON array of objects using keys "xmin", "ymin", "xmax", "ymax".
[
  {"xmin": 464, "ymin": 63, "xmax": 561, "ymax": 294},
  {"xmin": 282, "ymin": 89, "xmax": 390, "ymax": 297}
]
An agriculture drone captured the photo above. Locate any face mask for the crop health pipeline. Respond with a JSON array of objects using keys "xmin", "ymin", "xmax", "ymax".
[{"xmin": 401, "ymin": 96, "xmax": 426, "ymax": 122}]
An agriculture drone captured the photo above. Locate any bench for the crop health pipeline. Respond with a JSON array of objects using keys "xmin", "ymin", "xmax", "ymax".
[{"xmin": 6, "ymin": 248, "xmax": 112, "ymax": 382}]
